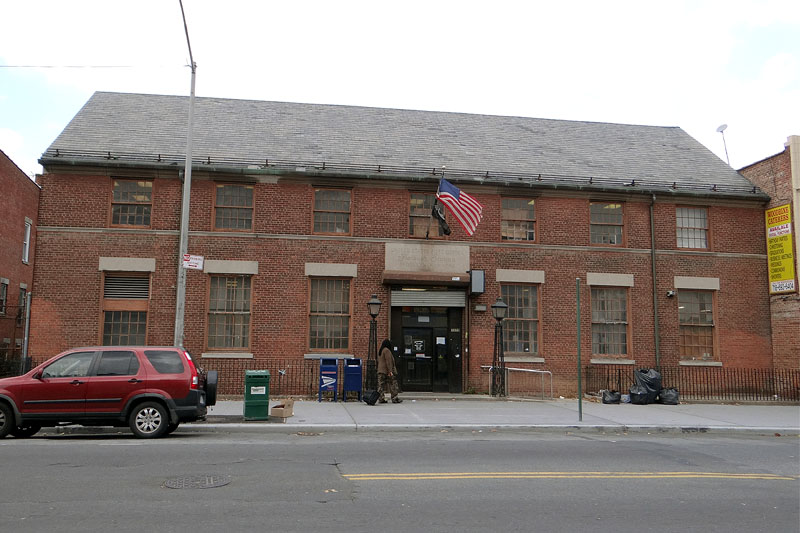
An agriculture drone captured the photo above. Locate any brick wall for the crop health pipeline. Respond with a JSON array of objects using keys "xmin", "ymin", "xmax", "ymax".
[
  {"xmin": 740, "ymin": 145, "xmax": 800, "ymax": 370},
  {"xmin": 30, "ymin": 170, "xmax": 775, "ymax": 395},
  {"xmin": 0, "ymin": 151, "xmax": 39, "ymax": 344}
]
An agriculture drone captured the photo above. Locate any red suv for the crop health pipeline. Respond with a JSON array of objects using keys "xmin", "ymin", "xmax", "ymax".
[{"xmin": 0, "ymin": 346, "xmax": 217, "ymax": 439}]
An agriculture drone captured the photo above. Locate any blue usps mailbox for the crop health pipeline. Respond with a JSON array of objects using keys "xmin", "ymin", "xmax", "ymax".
[
  {"xmin": 342, "ymin": 358, "xmax": 362, "ymax": 402},
  {"xmin": 318, "ymin": 358, "xmax": 339, "ymax": 402}
]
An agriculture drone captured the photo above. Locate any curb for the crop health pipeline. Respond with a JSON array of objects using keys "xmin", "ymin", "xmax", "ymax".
[{"xmin": 35, "ymin": 423, "xmax": 800, "ymax": 437}]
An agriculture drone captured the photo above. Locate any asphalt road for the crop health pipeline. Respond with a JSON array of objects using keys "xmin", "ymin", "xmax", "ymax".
[{"xmin": 1, "ymin": 429, "xmax": 798, "ymax": 532}]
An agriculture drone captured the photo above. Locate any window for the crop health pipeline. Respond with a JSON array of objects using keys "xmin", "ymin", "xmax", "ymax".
[
  {"xmin": 676, "ymin": 207, "xmax": 708, "ymax": 249},
  {"xmin": 314, "ymin": 189, "xmax": 351, "ymax": 234},
  {"xmin": 96, "ymin": 350, "xmax": 140, "ymax": 376},
  {"xmin": 502, "ymin": 198, "xmax": 535, "ymax": 241},
  {"xmin": 17, "ymin": 288, "xmax": 27, "ymax": 327},
  {"xmin": 409, "ymin": 193, "xmax": 441, "ymax": 238},
  {"xmin": 103, "ymin": 311, "xmax": 147, "ymax": 345},
  {"xmin": 215, "ymin": 184, "xmax": 253, "ymax": 230},
  {"xmin": 309, "ymin": 278, "xmax": 351, "ymax": 350},
  {"xmin": 0, "ymin": 281, "xmax": 7, "ymax": 315},
  {"xmin": 590, "ymin": 202, "xmax": 623, "ymax": 245},
  {"xmin": 144, "ymin": 350, "xmax": 186, "ymax": 374},
  {"xmin": 42, "ymin": 351, "xmax": 95, "ymax": 378},
  {"xmin": 102, "ymin": 274, "xmax": 150, "ymax": 346},
  {"xmin": 678, "ymin": 290, "xmax": 715, "ymax": 360},
  {"xmin": 22, "ymin": 219, "xmax": 32, "ymax": 263},
  {"xmin": 591, "ymin": 287, "xmax": 628, "ymax": 355},
  {"xmin": 208, "ymin": 275, "xmax": 251, "ymax": 349},
  {"xmin": 111, "ymin": 179, "xmax": 152, "ymax": 226},
  {"xmin": 501, "ymin": 284, "xmax": 539, "ymax": 354}
]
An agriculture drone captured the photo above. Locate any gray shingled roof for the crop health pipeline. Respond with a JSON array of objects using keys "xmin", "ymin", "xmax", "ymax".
[{"xmin": 42, "ymin": 91, "xmax": 761, "ymax": 195}]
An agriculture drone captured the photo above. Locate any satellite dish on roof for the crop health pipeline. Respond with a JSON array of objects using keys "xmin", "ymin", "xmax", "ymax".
[{"xmin": 716, "ymin": 124, "xmax": 728, "ymax": 133}]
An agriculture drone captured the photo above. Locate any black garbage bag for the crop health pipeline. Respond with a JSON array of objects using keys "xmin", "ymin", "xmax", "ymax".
[
  {"xmin": 629, "ymin": 384, "xmax": 650, "ymax": 405},
  {"xmin": 634, "ymin": 368, "xmax": 662, "ymax": 404},
  {"xmin": 658, "ymin": 387, "xmax": 680, "ymax": 405},
  {"xmin": 602, "ymin": 390, "xmax": 621, "ymax": 404}
]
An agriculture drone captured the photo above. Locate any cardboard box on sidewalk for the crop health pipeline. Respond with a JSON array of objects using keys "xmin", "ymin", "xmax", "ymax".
[{"xmin": 270, "ymin": 398, "xmax": 295, "ymax": 420}]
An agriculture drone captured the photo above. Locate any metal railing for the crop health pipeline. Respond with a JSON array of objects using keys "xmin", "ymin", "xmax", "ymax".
[
  {"xmin": 585, "ymin": 365, "xmax": 800, "ymax": 402},
  {"xmin": 481, "ymin": 366, "xmax": 554, "ymax": 400}
]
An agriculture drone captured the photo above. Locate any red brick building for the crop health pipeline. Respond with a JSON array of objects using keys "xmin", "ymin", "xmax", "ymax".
[
  {"xmin": 739, "ymin": 135, "xmax": 800, "ymax": 371},
  {"xmin": 0, "ymin": 150, "xmax": 39, "ymax": 362},
  {"xmin": 31, "ymin": 92, "xmax": 775, "ymax": 396}
]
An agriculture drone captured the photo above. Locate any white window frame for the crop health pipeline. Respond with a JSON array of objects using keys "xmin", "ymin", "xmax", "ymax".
[{"xmin": 22, "ymin": 219, "xmax": 32, "ymax": 263}]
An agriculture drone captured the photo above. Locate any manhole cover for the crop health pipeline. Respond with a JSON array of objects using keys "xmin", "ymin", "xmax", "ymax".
[{"xmin": 164, "ymin": 474, "xmax": 232, "ymax": 489}]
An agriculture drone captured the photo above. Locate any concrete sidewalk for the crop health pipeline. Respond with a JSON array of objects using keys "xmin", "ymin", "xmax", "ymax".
[{"xmin": 197, "ymin": 394, "xmax": 800, "ymax": 435}]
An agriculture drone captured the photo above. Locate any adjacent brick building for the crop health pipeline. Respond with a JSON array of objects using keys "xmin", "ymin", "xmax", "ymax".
[
  {"xmin": 0, "ymin": 150, "xmax": 39, "ymax": 362},
  {"xmin": 31, "ymin": 92, "xmax": 776, "ymax": 396},
  {"xmin": 739, "ymin": 135, "xmax": 800, "ymax": 370}
]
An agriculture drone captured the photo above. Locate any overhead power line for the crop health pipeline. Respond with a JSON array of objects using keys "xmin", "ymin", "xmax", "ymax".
[{"xmin": 0, "ymin": 64, "xmax": 180, "ymax": 69}]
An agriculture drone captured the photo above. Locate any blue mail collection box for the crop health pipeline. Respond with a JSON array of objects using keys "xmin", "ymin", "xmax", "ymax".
[
  {"xmin": 318, "ymin": 358, "xmax": 339, "ymax": 402},
  {"xmin": 342, "ymin": 358, "xmax": 362, "ymax": 402}
]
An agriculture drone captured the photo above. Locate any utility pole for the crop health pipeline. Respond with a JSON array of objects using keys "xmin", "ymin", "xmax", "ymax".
[{"xmin": 174, "ymin": 0, "xmax": 196, "ymax": 347}]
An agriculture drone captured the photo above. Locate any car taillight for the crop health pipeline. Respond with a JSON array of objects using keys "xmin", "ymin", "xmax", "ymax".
[{"xmin": 183, "ymin": 350, "xmax": 199, "ymax": 389}]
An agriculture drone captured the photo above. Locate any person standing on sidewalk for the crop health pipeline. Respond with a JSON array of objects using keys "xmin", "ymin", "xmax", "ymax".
[{"xmin": 377, "ymin": 339, "xmax": 402, "ymax": 404}]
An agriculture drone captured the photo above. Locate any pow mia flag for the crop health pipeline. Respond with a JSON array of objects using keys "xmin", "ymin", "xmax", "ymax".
[{"xmin": 432, "ymin": 200, "xmax": 451, "ymax": 235}]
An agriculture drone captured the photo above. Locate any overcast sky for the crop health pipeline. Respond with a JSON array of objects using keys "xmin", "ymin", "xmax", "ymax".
[{"xmin": 1, "ymin": 0, "xmax": 798, "ymax": 179}]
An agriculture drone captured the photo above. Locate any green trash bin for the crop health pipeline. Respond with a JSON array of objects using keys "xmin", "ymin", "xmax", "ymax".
[{"xmin": 244, "ymin": 370, "xmax": 270, "ymax": 420}]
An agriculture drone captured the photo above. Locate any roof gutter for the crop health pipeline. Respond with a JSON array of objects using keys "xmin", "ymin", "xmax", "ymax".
[{"xmin": 38, "ymin": 156, "xmax": 772, "ymax": 203}]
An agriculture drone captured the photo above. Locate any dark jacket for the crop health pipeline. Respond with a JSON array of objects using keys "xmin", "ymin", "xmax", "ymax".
[{"xmin": 377, "ymin": 345, "xmax": 397, "ymax": 375}]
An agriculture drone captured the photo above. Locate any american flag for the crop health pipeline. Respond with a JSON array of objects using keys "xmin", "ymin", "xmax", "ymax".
[{"xmin": 436, "ymin": 178, "xmax": 483, "ymax": 236}]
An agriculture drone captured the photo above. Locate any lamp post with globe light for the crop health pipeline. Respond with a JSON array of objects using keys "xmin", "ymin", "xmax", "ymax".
[
  {"xmin": 491, "ymin": 297, "xmax": 508, "ymax": 397},
  {"xmin": 365, "ymin": 294, "xmax": 382, "ymax": 392}
]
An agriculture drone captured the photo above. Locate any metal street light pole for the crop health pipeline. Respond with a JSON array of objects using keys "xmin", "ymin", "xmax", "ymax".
[
  {"xmin": 491, "ymin": 297, "xmax": 507, "ymax": 397},
  {"xmin": 365, "ymin": 294, "xmax": 381, "ymax": 391},
  {"xmin": 174, "ymin": 0, "xmax": 196, "ymax": 347}
]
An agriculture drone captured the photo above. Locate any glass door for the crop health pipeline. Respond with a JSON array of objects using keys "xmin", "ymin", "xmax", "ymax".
[{"xmin": 399, "ymin": 327, "xmax": 433, "ymax": 391}]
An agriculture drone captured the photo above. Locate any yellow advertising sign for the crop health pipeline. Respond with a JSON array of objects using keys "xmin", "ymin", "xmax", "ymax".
[{"xmin": 765, "ymin": 204, "xmax": 796, "ymax": 294}]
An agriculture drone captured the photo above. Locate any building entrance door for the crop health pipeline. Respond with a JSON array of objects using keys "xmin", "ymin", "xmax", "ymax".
[{"xmin": 393, "ymin": 305, "xmax": 462, "ymax": 393}]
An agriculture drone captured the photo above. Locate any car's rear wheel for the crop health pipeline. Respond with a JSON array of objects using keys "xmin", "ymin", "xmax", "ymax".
[
  {"xmin": 165, "ymin": 422, "xmax": 179, "ymax": 435},
  {"xmin": 204, "ymin": 370, "xmax": 218, "ymax": 406},
  {"xmin": 129, "ymin": 401, "xmax": 168, "ymax": 438},
  {"xmin": 0, "ymin": 403, "xmax": 13, "ymax": 439},
  {"xmin": 10, "ymin": 425, "xmax": 41, "ymax": 438}
]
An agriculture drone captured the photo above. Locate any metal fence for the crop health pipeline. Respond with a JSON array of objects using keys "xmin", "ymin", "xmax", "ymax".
[
  {"xmin": 263, "ymin": 359, "xmax": 322, "ymax": 398},
  {"xmin": 480, "ymin": 366, "xmax": 554, "ymax": 399},
  {"xmin": 585, "ymin": 365, "xmax": 800, "ymax": 402}
]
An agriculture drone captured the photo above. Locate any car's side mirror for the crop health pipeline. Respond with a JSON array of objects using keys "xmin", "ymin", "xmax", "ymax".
[{"xmin": 33, "ymin": 370, "xmax": 43, "ymax": 380}]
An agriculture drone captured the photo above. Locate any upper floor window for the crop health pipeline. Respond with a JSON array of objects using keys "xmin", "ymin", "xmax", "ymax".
[
  {"xmin": 678, "ymin": 290, "xmax": 715, "ymax": 360},
  {"xmin": 314, "ymin": 189, "xmax": 351, "ymax": 234},
  {"xmin": 111, "ymin": 180, "xmax": 152, "ymax": 227},
  {"xmin": 501, "ymin": 198, "xmax": 535, "ymax": 241},
  {"xmin": 0, "ymin": 280, "xmax": 7, "ymax": 315},
  {"xmin": 409, "ymin": 193, "xmax": 441, "ymax": 238},
  {"xmin": 676, "ymin": 207, "xmax": 708, "ymax": 249},
  {"xmin": 591, "ymin": 287, "xmax": 628, "ymax": 355},
  {"xmin": 590, "ymin": 202, "xmax": 623, "ymax": 245},
  {"xmin": 22, "ymin": 218, "xmax": 32, "ymax": 262},
  {"xmin": 501, "ymin": 284, "xmax": 539, "ymax": 355},
  {"xmin": 309, "ymin": 278, "xmax": 351, "ymax": 351},
  {"xmin": 208, "ymin": 275, "xmax": 252, "ymax": 349},
  {"xmin": 215, "ymin": 184, "xmax": 253, "ymax": 231}
]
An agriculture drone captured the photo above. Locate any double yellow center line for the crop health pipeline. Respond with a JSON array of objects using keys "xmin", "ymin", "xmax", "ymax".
[{"xmin": 344, "ymin": 471, "xmax": 796, "ymax": 481}]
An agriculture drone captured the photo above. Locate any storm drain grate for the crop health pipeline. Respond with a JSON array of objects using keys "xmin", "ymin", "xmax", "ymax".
[{"xmin": 163, "ymin": 474, "xmax": 232, "ymax": 489}]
